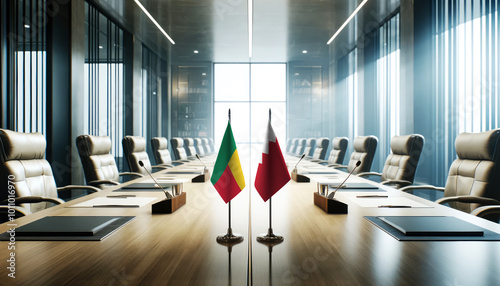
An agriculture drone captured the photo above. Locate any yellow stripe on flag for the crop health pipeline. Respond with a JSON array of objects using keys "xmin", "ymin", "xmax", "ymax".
[{"xmin": 228, "ymin": 150, "xmax": 245, "ymax": 190}]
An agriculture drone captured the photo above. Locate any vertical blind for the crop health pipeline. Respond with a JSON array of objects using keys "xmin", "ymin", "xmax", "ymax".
[
  {"xmin": 7, "ymin": 0, "xmax": 46, "ymax": 133},
  {"xmin": 84, "ymin": 1, "xmax": 125, "ymax": 166},
  {"xmin": 434, "ymin": 0, "xmax": 499, "ymax": 184}
]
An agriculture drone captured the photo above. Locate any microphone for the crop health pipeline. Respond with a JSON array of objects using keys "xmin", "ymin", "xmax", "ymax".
[
  {"xmin": 139, "ymin": 160, "xmax": 173, "ymax": 199},
  {"xmin": 327, "ymin": 160, "xmax": 361, "ymax": 199},
  {"xmin": 293, "ymin": 154, "xmax": 306, "ymax": 173},
  {"xmin": 195, "ymin": 154, "xmax": 208, "ymax": 172}
]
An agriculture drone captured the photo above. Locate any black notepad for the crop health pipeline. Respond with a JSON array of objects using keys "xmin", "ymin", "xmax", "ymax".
[
  {"xmin": 378, "ymin": 216, "xmax": 484, "ymax": 236},
  {"xmin": 16, "ymin": 216, "xmax": 120, "ymax": 236},
  {"xmin": 330, "ymin": 182, "xmax": 379, "ymax": 189},
  {"xmin": 121, "ymin": 183, "xmax": 174, "ymax": 189}
]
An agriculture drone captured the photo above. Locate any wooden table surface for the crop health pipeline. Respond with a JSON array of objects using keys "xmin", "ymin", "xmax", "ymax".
[{"xmin": 1, "ymin": 156, "xmax": 500, "ymax": 285}]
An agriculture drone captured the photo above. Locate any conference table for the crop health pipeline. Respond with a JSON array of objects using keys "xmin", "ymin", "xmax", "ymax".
[{"xmin": 1, "ymin": 154, "xmax": 500, "ymax": 285}]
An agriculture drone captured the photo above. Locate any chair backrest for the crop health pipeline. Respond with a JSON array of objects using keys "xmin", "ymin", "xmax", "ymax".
[
  {"xmin": 209, "ymin": 138, "xmax": 215, "ymax": 153},
  {"xmin": 151, "ymin": 137, "xmax": 173, "ymax": 165},
  {"xmin": 0, "ymin": 129, "xmax": 58, "ymax": 214},
  {"xmin": 312, "ymin": 138, "xmax": 330, "ymax": 160},
  {"xmin": 444, "ymin": 129, "xmax": 500, "ymax": 213},
  {"xmin": 170, "ymin": 137, "xmax": 188, "ymax": 160},
  {"xmin": 303, "ymin": 138, "xmax": 316, "ymax": 157},
  {"xmin": 289, "ymin": 138, "xmax": 298, "ymax": 154},
  {"xmin": 194, "ymin": 138, "xmax": 205, "ymax": 156},
  {"xmin": 328, "ymin": 137, "xmax": 348, "ymax": 165},
  {"xmin": 122, "ymin": 136, "xmax": 152, "ymax": 175},
  {"xmin": 184, "ymin": 138, "xmax": 197, "ymax": 157},
  {"xmin": 381, "ymin": 134, "xmax": 425, "ymax": 184},
  {"xmin": 202, "ymin": 138, "xmax": 211, "ymax": 154},
  {"xmin": 347, "ymin": 136, "xmax": 378, "ymax": 174},
  {"xmin": 295, "ymin": 138, "xmax": 306, "ymax": 156},
  {"xmin": 76, "ymin": 135, "xmax": 120, "ymax": 184},
  {"xmin": 286, "ymin": 139, "xmax": 292, "ymax": 153}
]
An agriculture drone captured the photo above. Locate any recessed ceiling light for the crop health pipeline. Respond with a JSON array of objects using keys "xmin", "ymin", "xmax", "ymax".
[
  {"xmin": 24, "ymin": 24, "xmax": 30, "ymax": 29},
  {"xmin": 98, "ymin": 45, "xmax": 103, "ymax": 49},
  {"xmin": 302, "ymin": 50, "xmax": 308, "ymax": 54},
  {"xmin": 194, "ymin": 50, "xmax": 199, "ymax": 54},
  {"xmin": 327, "ymin": 0, "xmax": 368, "ymax": 45},
  {"xmin": 202, "ymin": 73, "xmax": 207, "ymax": 76},
  {"xmin": 134, "ymin": 0, "xmax": 175, "ymax": 45},
  {"xmin": 294, "ymin": 73, "xmax": 300, "ymax": 76}
]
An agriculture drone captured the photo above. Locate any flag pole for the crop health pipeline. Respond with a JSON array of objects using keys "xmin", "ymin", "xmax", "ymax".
[
  {"xmin": 257, "ymin": 109, "xmax": 284, "ymax": 244},
  {"xmin": 217, "ymin": 108, "xmax": 244, "ymax": 244}
]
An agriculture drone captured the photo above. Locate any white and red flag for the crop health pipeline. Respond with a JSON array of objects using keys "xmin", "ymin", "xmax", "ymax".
[{"xmin": 254, "ymin": 119, "xmax": 291, "ymax": 202}]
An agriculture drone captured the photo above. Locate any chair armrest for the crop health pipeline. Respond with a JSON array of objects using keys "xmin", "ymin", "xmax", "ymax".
[
  {"xmin": 57, "ymin": 185, "xmax": 101, "ymax": 193},
  {"xmin": 158, "ymin": 164, "xmax": 175, "ymax": 168},
  {"xmin": 171, "ymin": 160, "xmax": 186, "ymax": 165},
  {"xmin": 471, "ymin": 205, "xmax": 500, "ymax": 218},
  {"xmin": 380, "ymin": 179, "xmax": 413, "ymax": 188},
  {"xmin": 399, "ymin": 185, "xmax": 445, "ymax": 193},
  {"xmin": 357, "ymin": 172, "xmax": 382, "ymax": 178},
  {"xmin": 119, "ymin": 172, "xmax": 144, "ymax": 178},
  {"xmin": 331, "ymin": 165, "xmax": 347, "ymax": 169},
  {"xmin": 436, "ymin": 196, "xmax": 500, "ymax": 206},
  {"xmin": 152, "ymin": 165, "xmax": 170, "ymax": 171},
  {"xmin": 3, "ymin": 196, "xmax": 65, "ymax": 205},
  {"xmin": 0, "ymin": 205, "xmax": 29, "ymax": 218}
]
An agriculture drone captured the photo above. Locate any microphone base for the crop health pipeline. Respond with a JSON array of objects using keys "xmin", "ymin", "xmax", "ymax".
[
  {"xmin": 314, "ymin": 192, "xmax": 348, "ymax": 214},
  {"xmin": 192, "ymin": 169, "xmax": 210, "ymax": 183},
  {"xmin": 291, "ymin": 169, "xmax": 310, "ymax": 183},
  {"xmin": 152, "ymin": 192, "xmax": 186, "ymax": 214}
]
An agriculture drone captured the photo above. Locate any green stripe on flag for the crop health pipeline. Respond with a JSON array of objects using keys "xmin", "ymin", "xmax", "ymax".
[{"xmin": 211, "ymin": 122, "xmax": 238, "ymax": 184}]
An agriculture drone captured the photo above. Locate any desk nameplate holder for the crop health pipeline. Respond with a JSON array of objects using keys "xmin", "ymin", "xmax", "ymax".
[
  {"xmin": 314, "ymin": 183, "xmax": 348, "ymax": 214},
  {"xmin": 192, "ymin": 169, "xmax": 210, "ymax": 183},
  {"xmin": 291, "ymin": 169, "xmax": 310, "ymax": 182},
  {"xmin": 152, "ymin": 183, "xmax": 186, "ymax": 214}
]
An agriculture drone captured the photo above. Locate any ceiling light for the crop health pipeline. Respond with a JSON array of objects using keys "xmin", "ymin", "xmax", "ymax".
[
  {"xmin": 302, "ymin": 50, "xmax": 308, "ymax": 54},
  {"xmin": 294, "ymin": 73, "xmax": 300, "ymax": 76},
  {"xmin": 194, "ymin": 50, "xmax": 199, "ymax": 54},
  {"xmin": 202, "ymin": 73, "xmax": 207, "ymax": 76},
  {"xmin": 99, "ymin": 45, "xmax": 103, "ymax": 49},
  {"xmin": 327, "ymin": 0, "xmax": 369, "ymax": 45},
  {"xmin": 24, "ymin": 24, "xmax": 30, "ymax": 29},
  {"xmin": 134, "ymin": 0, "xmax": 175, "ymax": 45},
  {"xmin": 248, "ymin": 0, "xmax": 253, "ymax": 59}
]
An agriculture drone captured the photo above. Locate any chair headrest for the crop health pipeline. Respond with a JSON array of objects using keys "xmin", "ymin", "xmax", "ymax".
[
  {"xmin": 202, "ymin": 138, "xmax": 209, "ymax": 145},
  {"xmin": 455, "ymin": 129, "xmax": 500, "ymax": 160},
  {"xmin": 315, "ymin": 138, "xmax": 329, "ymax": 148},
  {"xmin": 172, "ymin": 137, "xmax": 184, "ymax": 147},
  {"xmin": 391, "ymin": 134, "xmax": 424, "ymax": 155},
  {"xmin": 123, "ymin": 136, "xmax": 146, "ymax": 152},
  {"xmin": 185, "ymin": 138, "xmax": 194, "ymax": 146},
  {"xmin": 353, "ymin": 136, "xmax": 378, "ymax": 152},
  {"xmin": 76, "ymin": 135, "xmax": 112, "ymax": 156},
  {"xmin": 332, "ymin": 137, "xmax": 348, "ymax": 150},
  {"xmin": 152, "ymin": 137, "xmax": 168, "ymax": 149},
  {"xmin": 195, "ymin": 138, "xmax": 202, "ymax": 144},
  {"xmin": 306, "ymin": 138, "xmax": 315, "ymax": 146},
  {"xmin": 0, "ymin": 129, "xmax": 46, "ymax": 161}
]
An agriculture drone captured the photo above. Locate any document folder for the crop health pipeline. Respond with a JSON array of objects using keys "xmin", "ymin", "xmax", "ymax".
[
  {"xmin": 378, "ymin": 216, "xmax": 484, "ymax": 236},
  {"xmin": 15, "ymin": 216, "xmax": 119, "ymax": 236}
]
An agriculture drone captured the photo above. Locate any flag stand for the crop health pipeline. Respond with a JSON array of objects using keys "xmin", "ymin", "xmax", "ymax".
[
  {"xmin": 257, "ymin": 197, "xmax": 284, "ymax": 243},
  {"xmin": 216, "ymin": 108, "xmax": 244, "ymax": 243},
  {"xmin": 217, "ymin": 200, "xmax": 244, "ymax": 243}
]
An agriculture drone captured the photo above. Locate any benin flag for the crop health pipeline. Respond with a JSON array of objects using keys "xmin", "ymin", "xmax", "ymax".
[{"xmin": 211, "ymin": 122, "xmax": 246, "ymax": 203}]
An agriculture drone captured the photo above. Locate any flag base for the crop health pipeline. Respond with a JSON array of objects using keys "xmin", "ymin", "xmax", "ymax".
[
  {"xmin": 257, "ymin": 228, "xmax": 284, "ymax": 244},
  {"xmin": 216, "ymin": 228, "xmax": 244, "ymax": 244}
]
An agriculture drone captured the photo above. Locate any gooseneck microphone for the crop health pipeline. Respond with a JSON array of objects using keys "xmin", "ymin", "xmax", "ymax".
[
  {"xmin": 195, "ymin": 154, "xmax": 208, "ymax": 172},
  {"xmin": 139, "ymin": 160, "xmax": 173, "ymax": 199},
  {"xmin": 327, "ymin": 160, "xmax": 361, "ymax": 199},
  {"xmin": 293, "ymin": 154, "xmax": 306, "ymax": 173}
]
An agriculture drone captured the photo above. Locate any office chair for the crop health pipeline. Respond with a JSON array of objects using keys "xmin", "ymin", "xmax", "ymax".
[
  {"xmin": 151, "ymin": 137, "xmax": 183, "ymax": 167},
  {"xmin": 319, "ymin": 137, "xmax": 348, "ymax": 166},
  {"xmin": 208, "ymin": 138, "xmax": 215, "ymax": 154},
  {"xmin": 76, "ymin": 135, "xmax": 143, "ymax": 188},
  {"xmin": 288, "ymin": 138, "xmax": 298, "ymax": 155},
  {"xmin": 303, "ymin": 138, "xmax": 316, "ymax": 158},
  {"xmin": 401, "ymin": 129, "xmax": 500, "ymax": 220},
  {"xmin": 309, "ymin": 138, "xmax": 330, "ymax": 161},
  {"xmin": 0, "ymin": 129, "xmax": 100, "ymax": 220},
  {"xmin": 184, "ymin": 138, "xmax": 197, "ymax": 158},
  {"xmin": 358, "ymin": 134, "xmax": 424, "ymax": 188},
  {"xmin": 170, "ymin": 137, "xmax": 190, "ymax": 161},
  {"xmin": 194, "ymin": 138, "xmax": 205, "ymax": 156},
  {"xmin": 286, "ymin": 138, "xmax": 292, "ymax": 153},
  {"xmin": 123, "ymin": 136, "xmax": 169, "ymax": 176},
  {"xmin": 332, "ymin": 136, "xmax": 378, "ymax": 175},
  {"xmin": 295, "ymin": 138, "xmax": 307, "ymax": 157},
  {"xmin": 202, "ymin": 138, "xmax": 212, "ymax": 155}
]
